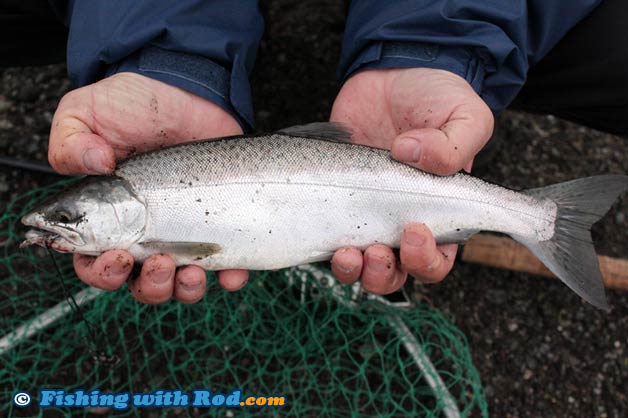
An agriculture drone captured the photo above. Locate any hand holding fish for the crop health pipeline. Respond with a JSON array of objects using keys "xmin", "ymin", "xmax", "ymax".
[
  {"xmin": 330, "ymin": 67, "xmax": 494, "ymax": 292},
  {"xmin": 48, "ymin": 72, "xmax": 247, "ymax": 303}
]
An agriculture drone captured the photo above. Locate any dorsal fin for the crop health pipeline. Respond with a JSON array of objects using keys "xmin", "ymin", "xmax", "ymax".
[{"xmin": 277, "ymin": 122, "xmax": 353, "ymax": 143}]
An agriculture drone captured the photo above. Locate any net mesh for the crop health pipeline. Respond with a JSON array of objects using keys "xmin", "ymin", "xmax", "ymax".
[{"xmin": 0, "ymin": 179, "xmax": 487, "ymax": 417}]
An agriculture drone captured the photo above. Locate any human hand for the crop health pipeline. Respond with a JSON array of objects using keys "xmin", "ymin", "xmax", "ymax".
[
  {"xmin": 49, "ymin": 72, "xmax": 248, "ymax": 303},
  {"xmin": 330, "ymin": 68, "xmax": 494, "ymax": 294}
]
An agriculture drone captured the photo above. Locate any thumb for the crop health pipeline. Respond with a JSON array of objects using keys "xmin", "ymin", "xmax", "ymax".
[
  {"xmin": 48, "ymin": 92, "xmax": 116, "ymax": 175},
  {"xmin": 391, "ymin": 102, "xmax": 493, "ymax": 176}
]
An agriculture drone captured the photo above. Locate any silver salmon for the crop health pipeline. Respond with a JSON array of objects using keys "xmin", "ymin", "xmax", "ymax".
[{"xmin": 21, "ymin": 123, "xmax": 628, "ymax": 309}]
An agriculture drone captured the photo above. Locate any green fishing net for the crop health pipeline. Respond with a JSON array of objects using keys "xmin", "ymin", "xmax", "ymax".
[{"xmin": 0, "ymin": 178, "xmax": 487, "ymax": 417}]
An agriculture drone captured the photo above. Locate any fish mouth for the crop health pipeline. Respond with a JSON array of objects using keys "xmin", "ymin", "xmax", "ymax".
[
  {"xmin": 20, "ymin": 229, "xmax": 82, "ymax": 253},
  {"xmin": 20, "ymin": 212, "xmax": 85, "ymax": 250},
  {"xmin": 20, "ymin": 229, "xmax": 60, "ymax": 249}
]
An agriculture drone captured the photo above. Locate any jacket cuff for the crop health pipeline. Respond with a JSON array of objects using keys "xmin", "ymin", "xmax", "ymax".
[
  {"xmin": 341, "ymin": 41, "xmax": 486, "ymax": 96},
  {"xmin": 106, "ymin": 45, "xmax": 254, "ymax": 131}
]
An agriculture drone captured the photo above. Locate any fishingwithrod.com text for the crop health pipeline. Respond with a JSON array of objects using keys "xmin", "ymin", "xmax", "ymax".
[{"xmin": 13, "ymin": 389, "xmax": 286, "ymax": 410}]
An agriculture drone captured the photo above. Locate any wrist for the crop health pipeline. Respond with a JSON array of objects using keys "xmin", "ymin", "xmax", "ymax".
[
  {"xmin": 340, "ymin": 41, "xmax": 486, "ymax": 97},
  {"xmin": 106, "ymin": 45, "xmax": 254, "ymax": 132}
]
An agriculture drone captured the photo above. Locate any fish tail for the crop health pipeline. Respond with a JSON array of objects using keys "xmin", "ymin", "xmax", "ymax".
[{"xmin": 513, "ymin": 175, "xmax": 628, "ymax": 310}]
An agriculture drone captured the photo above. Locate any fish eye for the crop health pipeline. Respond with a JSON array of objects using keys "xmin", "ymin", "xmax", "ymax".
[{"xmin": 50, "ymin": 209, "xmax": 75, "ymax": 224}]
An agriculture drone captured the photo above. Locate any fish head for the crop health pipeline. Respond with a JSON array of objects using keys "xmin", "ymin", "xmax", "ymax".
[{"xmin": 21, "ymin": 176, "xmax": 147, "ymax": 255}]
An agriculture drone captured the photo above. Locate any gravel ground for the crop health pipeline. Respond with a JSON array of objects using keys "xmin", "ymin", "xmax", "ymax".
[{"xmin": 1, "ymin": 1, "xmax": 627, "ymax": 417}]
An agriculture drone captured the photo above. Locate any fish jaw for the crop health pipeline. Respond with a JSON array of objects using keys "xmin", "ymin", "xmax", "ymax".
[
  {"xmin": 21, "ymin": 211, "xmax": 86, "ymax": 251},
  {"xmin": 20, "ymin": 229, "xmax": 58, "ymax": 249},
  {"xmin": 20, "ymin": 229, "xmax": 80, "ymax": 253}
]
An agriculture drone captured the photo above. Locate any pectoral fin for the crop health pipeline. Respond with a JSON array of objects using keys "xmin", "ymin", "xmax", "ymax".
[{"xmin": 139, "ymin": 241, "xmax": 222, "ymax": 261}]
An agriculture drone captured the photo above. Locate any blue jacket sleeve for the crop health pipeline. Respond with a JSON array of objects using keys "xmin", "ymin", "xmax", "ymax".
[
  {"xmin": 339, "ymin": 0, "xmax": 602, "ymax": 114},
  {"xmin": 64, "ymin": 0, "xmax": 264, "ymax": 130}
]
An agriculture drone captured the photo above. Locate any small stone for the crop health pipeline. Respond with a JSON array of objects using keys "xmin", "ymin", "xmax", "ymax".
[
  {"xmin": 616, "ymin": 212, "xmax": 625, "ymax": 224},
  {"xmin": 486, "ymin": 289, "xmax": 507, "ymax": 305},
  {"xmin": 17, "ymin": 83, "xmax": 39, "ymax": 102},
  {"xmin": 35, "ymin": 72, "xmax": 47, "ymax": 84},
  {"xmin": 43, "ymin": 111, "xmax": 53, "ymax": 124},
  {"xmin": 0, "ymin": 95, "xmax": 11, "ymax": 113},
  {"xmin": 523, "ymin": 369, "xmax": 533, "ymax": 380},
  {"xmin": 507, "ymin": 321, "xmax": 518, "ymax": 332}
]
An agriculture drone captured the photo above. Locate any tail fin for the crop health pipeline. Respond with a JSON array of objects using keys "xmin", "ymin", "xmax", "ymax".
[{"xmin": 514, "ymin": 175, "xmax": 628, "ymax": 310}]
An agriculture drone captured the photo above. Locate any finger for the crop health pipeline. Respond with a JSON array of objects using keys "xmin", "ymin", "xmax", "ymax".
[
  {"xmin": 127, "ymin": 254, "xmax": 176, "ymax": 304},
  {"xmin": 174, "ymin": 265, "xmax": 207, "ymax": 304},
  {"xmin": 49, "ymin": 131, "xmax": 116, "ymax": 175},
  {"xmin": 73, "ymin": 250, "xmax": 133, "ymax": 290},
  {"xmin": 49, "ymin": 91, "xmax": 115, "ymax": 175},
  {"xmin": 399, "ymin": 223, "xmax": 457, "ymax": 283},
  {"xmin": 218, "ymin": 269, "xmax": 249, "ymax": 292},
  {"xmin": 391, "ymin": 101, "xmax": 493, "ymax": 176},
  {"xmin": 331, "ymin": 247, "xmax": 363, "ymax": 285},
  {"xmin": 361, "ymin": 244, "xmax": 407, "ymax": 295}
]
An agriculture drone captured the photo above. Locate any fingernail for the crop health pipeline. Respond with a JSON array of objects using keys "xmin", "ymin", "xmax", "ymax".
[
  {"xmin": 179, "ymin": 282, "xmax": 201, "ymax": 292},
  {"xmin": 404, "ymin": 229, "xmax": 426, "ymax": 247},
  {"xmin": 395, "ymin": 136, "xmax": 422, "ymax": 163},
  {"xmin": 83, "ymin": 148, "xmax": 109, "ymax": 174},
  {"xmin": 366, "ymin": 253, "xmax": 391, "ymax": 273},
  {"xmin": 152, "ymin": 268, "xmax": 171, "ymax": 284},
  {"xmin": 109, "ymin": 260, "xmax": 132, "ymax": 276}
]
